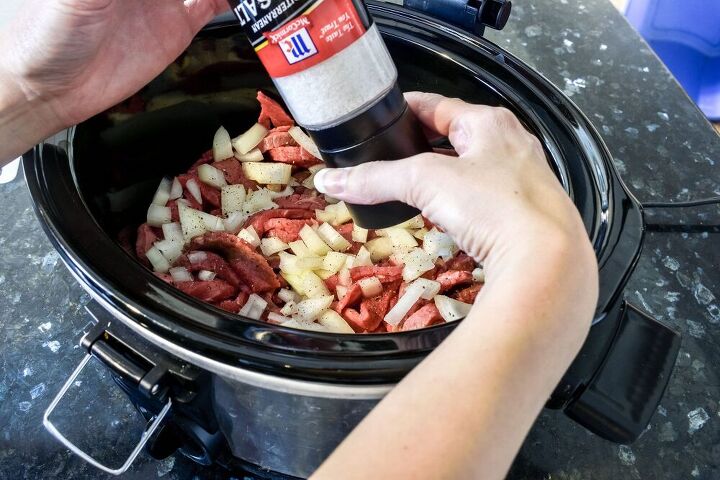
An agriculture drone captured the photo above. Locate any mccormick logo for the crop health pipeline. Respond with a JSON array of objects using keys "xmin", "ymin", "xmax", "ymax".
[{"xmin": 279, "ymin": 28, "xmax": 317, "ymax": 64}]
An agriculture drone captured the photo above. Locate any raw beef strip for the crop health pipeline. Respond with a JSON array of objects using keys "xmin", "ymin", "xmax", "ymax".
[
  {"xmin": 176, "ymin": 280, "xmax": 236, "ymax": 302},
  {"xmin": 136, "ymin": 223, "xmax": 158, "ymax": 266},
  {"xmin": 175, "ymin": 251, "xmax": 244, "ymax": 288},
  {"xmin": 401, "ymin": 304, "xmax": 443, "ymax": 331},
  {"xmin": 257, "ymin": 91, "xmax": 294, "ymax": 128},
  {"xmin": 268, "ymin": 146, "xmax": 322, "ymax": 168},
  {"xmin": 244, "ymin": 208, "xmax": 315, "ymax": 236},
  {"xmin": 436, "ymin": 270, "xmax": 474, "ymax": 292},
  {"xmin": 453, "ymin": 283, "xmax": 483, "ymax": 304},
  {"xmin": 213, "ymin": 158, "xmax": 258, "ymax": 191}
]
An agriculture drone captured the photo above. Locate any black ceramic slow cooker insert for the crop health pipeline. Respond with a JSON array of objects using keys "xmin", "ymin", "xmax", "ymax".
[{"xmin": 23, "ymin": 3, "xmax": 681, "ymax": 478}]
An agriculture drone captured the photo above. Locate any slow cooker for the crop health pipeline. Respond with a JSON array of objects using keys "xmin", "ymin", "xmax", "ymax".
[{"xmin": 23, "ymin": 2, "xmax": 681, "ymax": 477}]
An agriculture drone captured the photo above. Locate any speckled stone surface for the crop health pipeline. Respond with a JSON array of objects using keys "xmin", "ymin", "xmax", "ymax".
[{"xmin": 0, "ymin": 0, "xmax": 718, "ymax": 479}]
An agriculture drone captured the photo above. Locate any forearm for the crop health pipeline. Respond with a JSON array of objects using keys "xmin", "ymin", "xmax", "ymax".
[{"xmin": 314, "ymin": 230, "xmax": 597, "ymax": 479}]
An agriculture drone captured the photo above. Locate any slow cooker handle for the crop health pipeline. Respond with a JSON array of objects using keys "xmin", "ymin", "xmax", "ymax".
[{"xmin": 564, "ymin": 302, "xmax": 681, "ymax": 443}]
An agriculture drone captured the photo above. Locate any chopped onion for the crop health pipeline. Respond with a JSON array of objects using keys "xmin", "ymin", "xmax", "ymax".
[
  {"xmin": 412, "ymin": 278, "xmax": 441, "ymax": 300},
  {"xmin": 169, "ymin": 177, "xmax": 183, "ymax": 200},
  {"xmin": 338, "ymin": 268, "xmax": 352, "ymax": 287},
  {"xmin": 221, "ymin": 184, "xmax": 246, "ymax": 215},
  {"xmin": 239, "ymin": 293, "xmax": 267, "ymax": 320},
  {"xmin": 299, "ymin": 225, "xmax": 331, "ymax": 256},
  {"xmin": 169, "ymin": 266, "xmax": 193, "ymax": 283},
  {"xmin": 237, "ymin": 226, "xmax": 261, "ymax": 248},
  {"xmin": 386, "ymin": 228, "xmax": 418, "ymax": 249},
  {"xmin": 435, "ymin": 295, "xmax": 472, "ymax": 322},
  {"xmin": 294, "ymin": 295, "xmax": 333, "ymax": 322},
  {"xmin": 161, "ymin": 222, "xmax": 184, "ymax": 245},
  {"xmin": 281, "ymin": 319, "xmax": 327, "ymax": 332},
  {"xmin": 280, "ymin": 301, "xmax": 298, "ymax": 316},
  {"xmin": 336, "ymin": 285, "xmax": 348, "ymax": 300},
  {"xmin": 146, "ymin": 246, "xmax": 170, "ymax": 273},
  {"xmin": 154, "ymin": 239, "xmax": 183, "ymax": 264},
  {"xmin": 300, "ymin": 271, "xmax": 331, "ymax": 298},
  {"xmin": 185, "ymin": 178, "xmax": 203, "ymax": 204},
  {"xmin": 324, "ymin": 195, "xmax": 340, "ymax": 204},
  {"xmin": 365, "ymin": 237, "xmax": 393, "ymax": 261},
  {"xmin": 278, "ymin": 288, "xmax": 300, "ymax": 303},
  {"xmin": 199, "ymin": 211, "xmax": 225, "ymax": 232},
  {"xmin": 279, "ymin": 252, "xmax": 303, "ymax": 275},
  {"xmin": 151, "ymin": 177, "xmax": 172, "ymax": 206},
  {"xmin": 281, "ymin": 272, "xmax": 305, "ymax": 296},
  {"xmin": 223, "ymin": 211, "xmax": 247, "ymax": 234},
  {"xmin": 315, "ymin": 269, "xmax": 335, "ymax": 280},
  {"xmin": 232, "ymin": 123, "xmax": 268, "ymax": 155},
  {"xmin": 315, "ymin": 208, "xmax": 335, "ymax": 224},
  {"xmin": 352, "ymin": 224, "xmax": 368, "ymax": 243},
  {"xmin": 413, "ymin": 227, "xmax": 429, "ymax": 240},
  {"xmin": 242, "ymin": 162, "xmax": 292, "ymax": 185},
  {"xmin": 317, "ymin": 223, "xmax": 351, "ymax": 251},
  {"xmin": 198, "ymin": 270, "xmax": 216, "ymax": 281},
  {"xmin": 243, "ymin": 188, "xmax": 279, "ymax": 215},
  {"xmin": 147, "ymin": 205, "xmax": 172, "ymax": 227},
  {"xmin": 198, "ymin": 164, "xmax": 228, "ymax": 189},
  {"xmin": 358, "ymin": 276, "xmax": 382, "ymax": 298},
  {"xmin": 296, "ymin": 256, "xmax": 324, "ymax": 270},
  {"xmin": 321, "ymin": 202, "xmax": 352, "ymax": 226},
  {"xmin": 213, "ymin": 126, "xmax": 234, "ymax": 161},
  {"xmin": 289, "ymin": 240, "xmax": 313, "ymax": 258},
  {"xmin": 352, "ymin": 246, "xmax": 373, "ymax": 267},
  {"xmin": 288, "ymin": 126, "xmax": 322, "ymax": 159},
  {"xmin": 472, "ymin": 267, "xmax": 485, "ymax": 283},
  {"xmin": 188, "ymin": 251, "xmax": 207, "ymax": 264},
  {"xmin": 423, "ymin": 228, "xmax": 459, "ymax": 260},
  {"xmin": 394, "ymin": 214, "xmax": 425, "ymax": 230},
  {"xmin": 267, "ymin": 185, "xmax": 294, "ymax": 198},
  {"xmin": 318, "ymin": 310, "xmax": 354, "ymax": 333},
  {"xmin": 384, "ymin": 282, "xmax": 425, "ymax": 325},
  {"xmin": 179, "ymin": 204, "xmax": 207, "ymax": 241},
  {"xmin": 260, "ymin": 237, "xmax": 289, "ymax": 256},
  {"xmin": 322, "ymin": 252, "xmax": 348, "ymax": 274},
  {"xmin": 268, "ymin": 312, "xmax": 293, "ymax": 325},
  {"xmin": 401, "ymin": 248, "xmax": 436, "ymax": 282},
  {"xmin": 234, "ymin": 147, "xmax": 264, "ymax": 162}
]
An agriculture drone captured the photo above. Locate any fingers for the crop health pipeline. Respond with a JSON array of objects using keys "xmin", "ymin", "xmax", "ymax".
[
  {"xmin": 313, "ymin": 153, "xmax": 443, "ymax": 207},
  {"xmin": 184, "ymin": 0, "xmax": 228, "ymax": 32}
]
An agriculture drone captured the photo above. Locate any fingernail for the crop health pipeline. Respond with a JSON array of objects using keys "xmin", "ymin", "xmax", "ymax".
[{"xmin": 314, "ymin": 168, "xmax": 347, "ymax": 195}]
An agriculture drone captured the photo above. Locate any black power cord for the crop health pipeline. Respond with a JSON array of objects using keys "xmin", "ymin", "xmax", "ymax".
[
  {"xmin": 641, "ymin": 196, "xmax": 720, "ymax": 234},
  {"xmin": 642, "ymin": 197, "xmax": 720, "ymax": 209}
]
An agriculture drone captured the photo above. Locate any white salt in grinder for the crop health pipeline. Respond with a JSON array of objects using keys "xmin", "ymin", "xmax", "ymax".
[{"xmin": 228, "ymin": 0, "xmax": 429, "ymax": 228}]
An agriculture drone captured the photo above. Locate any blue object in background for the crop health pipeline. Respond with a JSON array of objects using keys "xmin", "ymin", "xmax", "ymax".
[{"xmin": 625, "ymin": 0, "xmax": 720, "ymax": 120}]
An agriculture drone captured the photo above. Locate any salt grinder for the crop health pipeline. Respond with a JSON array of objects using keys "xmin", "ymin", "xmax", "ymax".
[{"xmin": 227, "ymin": 0, "xmax": 429, "ymax": 228}]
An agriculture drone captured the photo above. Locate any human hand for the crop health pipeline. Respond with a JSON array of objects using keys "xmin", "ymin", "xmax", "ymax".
[{"xmin": 2, "ymin": 0, "xmax": 226, "ymax": 127}]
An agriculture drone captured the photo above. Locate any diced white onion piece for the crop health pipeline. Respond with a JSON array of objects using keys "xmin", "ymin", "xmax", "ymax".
[
  {"xmin": 279, "ymin": 252, "xmax": 302, "ymax": 274},
  {"xmin": 198, "ymin": 270, "xmax": 216, "ymax": 281},
  {"xmin": 242, "ymin": 188, "xmax": 278, "ymax": 215},
  {"xmin": 239, "ymin": 293, "xmax": 268, "ymax": 320},
  {"xmin": 281, "ymin": 319, "xmax": 328, "ymax": 332},
  {"xmin": 324, "ymin": 195, "xmax": 340, "ymax": 204},
  {"xmin": 161, "ymin": 222, "xmax": 184, "ymax": 244},
  {"xmin": 242, "ymin": 162, "xmax": 292, "ymax": 185},
  {"xmin": 296, "ymin": 256, "xmax": 324, "ymax": 270},
  {"xmin": 386, "ymin": 228, "xmax": 418, "ymax": 249},
  {"xmin": 315, "ymin": 208, "xmax": 335, "ymax": 224},
  {"xmin": 294, "ymin": 295, "xmax": 334, "ymax": 322},
  {"xmin": 358, "ymin": 276, "xmax": 383, "ymax": 298},
  {"xmin": 221, "ymin": 184, "xmax": 246, "ymax": 215},
  {"xmin": 300, "ymin": 271, "xmax": 331, "ymax": 298},
  {"xmin": 288, "ymin": 240, "xmax": 313, "ymax": 258},
  {"xmin": 199, "ymin": 211, "xmax": 225, "ymax": 232},
  {"xmin": 423, "ymin": 227, "xmax": 459, "ymax": 261},
  {"xmin": 268, "ymin": 312, "xmax": 294, "ymax": 324},
  {"xmin": 394, "ymin": 214, "xmax": 425, "ymax": 230},
  {"xmin": 413, "ymin": 227, "xmax": 429, "ymax": 240},
  {"xmin": 147, "ymin": 205, "xmax": 172, "ymax": 227},
  {"xmin": 260, "ymin": 237, "xmax": 289, "ymax": 256},
  {"xmin": 179, "ymin": 203, "xmax": 207, "ymax": 241},
  {"xmin": 318, "ymin": 310, "xmax": 354, "ymax": 334},
  {"xmin": 352, "ymin": 224, "xmax": 368, "ymax": 243},
  {"xmin": 384, "ymin": 282, "xmax": 426, "ymax": 326},
  {"xmin": 472, "ymin": 267, "xmax": 485, "ymax": 282},
  {"xmin": 267, "ymin": 185, "xmax": 295, "ymax": 198},
  {"xmin": 299, "ymin": 225, "xmax": 331, "ymax": 256},
  {"xmin": 280, "ymin": 301, "xmax": 298, "ymax": 316},
  {"xmin": 281, "ymin": 272, "xmax": 305, "ymax": 296},
  {"xmin": 146, "ymin": 246, "xmax": 170, "ymax": 273},
  {"xmin": 322, "ymin": 252, "xmax": 348, "ymax": 274},
  {"xmin": 237, "ymin": 226, "xmax": 261, "ymax": 248},
  {"xmin": 401, "ymin": 248, "xmax": 436, "ymax": 282},
  {"xmin": 176, "ymin": 198, "xmax": 189, "ymax": 207},
  {"xmin": 232, "ymin": 123, "xmax": 268, "ymax": 155},
  {"xmin": 322, "ymin": 202, "xmax": 352, "ymax": 226},
  {"xmin": 198, "ymin": 164, "xmax": 228, "ymax": 189},
  {"xmin": 338, "ymin": 268, "xmax": 351, "ymax": 287},
  {"xmin": 188, "ymin": 251, "xmax": 207, "ymax": 264},
  {"xmin": 412, "ymin": 278, "xmax": 442, "ymax": 300},
  {"xmin": 365, "ymin": 237, "xmax": 394, "ymax": 261},
  {"xmin": 213, "ymin": 126, "xmax": 234, "ymax": 161},
  {"xmin": 169, "ymin": 266, "xmax": 193, "ymax": 283},
  {"xmin": 151, "ymin": 178, "xmax": 172, "ymax": 206},
  {"xmin": 234, "ymin": 147, "xmax": 264, "ymax": 162},
  {"xmin": 315, "ymin": 269, "xmax": 335, "ymax": 280},
  {"xmin": 317, "ymin": 223, "xmax": 351, "ymax": 252},
  {"xmin": 278, "ymin": 288, "xmax": 300, "ymax": 303},
  {"xmin": 185, "ymin": 178, "xmax": 203, "ymax": 204},
  {"xmin": 288, "ymin": 126, "xmax": 322, "ymax": 159},
  {"xmin": 169, "ymin": 177, "xmax": 183, "ymax": 200},
  {"xmin": 154, "ymin": 239, "xmax": 183, "ymax": 264},
  {"xmin": 352, "ymin": 246, "xmax": 373, "ymax": 267},
  {"xmin": 308, "ymin": 164, "xmax": 326, "ymax": 175},
  {"xmin": 336, "ymin": 285, "xmax": 348, "ymax": 300},
  {"xmin": 435, "ymin": 295, "xmax": 473, "ymax": 322},
  {"xmin": 223, "ymin": 211, "xmax": 248, "ymax": 234}
]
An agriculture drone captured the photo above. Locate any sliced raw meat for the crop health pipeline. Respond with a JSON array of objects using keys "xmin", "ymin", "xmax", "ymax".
[
  {"xmin": 350, "ymin": 266, "xmax": 403, "ymax": 283},
  {"xmin": 176, "ymin": 280, "xmax": 236, "ymax": 302},
  {"xmin": 274, "ymin": 193, "xmax": 327, "ymax": 211},
  {"xmin": 268, "ymin": 147, "xmax": 322, "ymax": 168},
  {"xmin": 343, "ymin": 302, "xmax": 382, "ymax": 333},
  {"xmin": 189, "ymin": 232, "xmax": 280, "ymax": 292},
  {"xmin": 362, "ymin": 285, "xmax": 397, "ymax": 320},
  {"xmin": 402, "ymin": 303, "xmax": 444, "ymax": 331},
  {"xmin": 259, "ymin": 130, "xmax": 296, "ymax": 152},
  {"xmin": 443, "ymin": 253, "xmax": 476, "ymax": 273},
  {"xmin": 177, "ymin": 174, "xmax": 211, "ymax": 209},
  {"xmin": 266, "ymin": 218, "xmax": 317, "ymax": 243},
  {"xmin": 453, "ymin": 283, "xmax": 483, "ymax": 304},
  {"xmin": 216, "ymin": 300, "xmax": 241, "ymax": 313},
  {"xmin": 136, "ymin": 223, "xmax": 158, "ymax": 266},
  {"xmin": 336, "ymin": 223, "xmax": 354, "ymax": 243},
  {"xmin": 167, "ymin": 200, "xmax": 180, "ymax": 222},
  {"xmin": 324, "ymin": 274, "xmax": 339, "ymax": 292},
  {"xmin": 175, "ymin": 251, "xmax": 243, "ymax": 288},
  {"xmin": 244, "ymin": 208, "xmax": 315, "ymax": 236},
  {"xmin": 336, "ymin": 283, "xmax": 363, "ymax": 312},
  {"xmin": 257, "ymin": 91, "xmax": 294, "ymax": 128},
  {"xmin": 436, "ymin": 270, "xmax": 474, "ymax": 292},
  {"xmin": 214, "ymin": 158, "xmax": 258, "ymax": 190}
]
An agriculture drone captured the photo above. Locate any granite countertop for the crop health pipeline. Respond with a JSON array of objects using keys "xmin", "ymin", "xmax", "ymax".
[{"xmin": 1, "ymin": 0, "xmax": 718, "ymax": 478}]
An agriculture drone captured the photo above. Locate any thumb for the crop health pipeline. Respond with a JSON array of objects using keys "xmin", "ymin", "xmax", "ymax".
[{"xmin": 313, "ymin": 153, "xmax": 442, "ymax": 207}]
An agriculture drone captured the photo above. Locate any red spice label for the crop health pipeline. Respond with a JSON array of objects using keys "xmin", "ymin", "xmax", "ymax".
[{"xmin": 254, "ymin": 0, "xmax": 366, "ymax": 78}]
